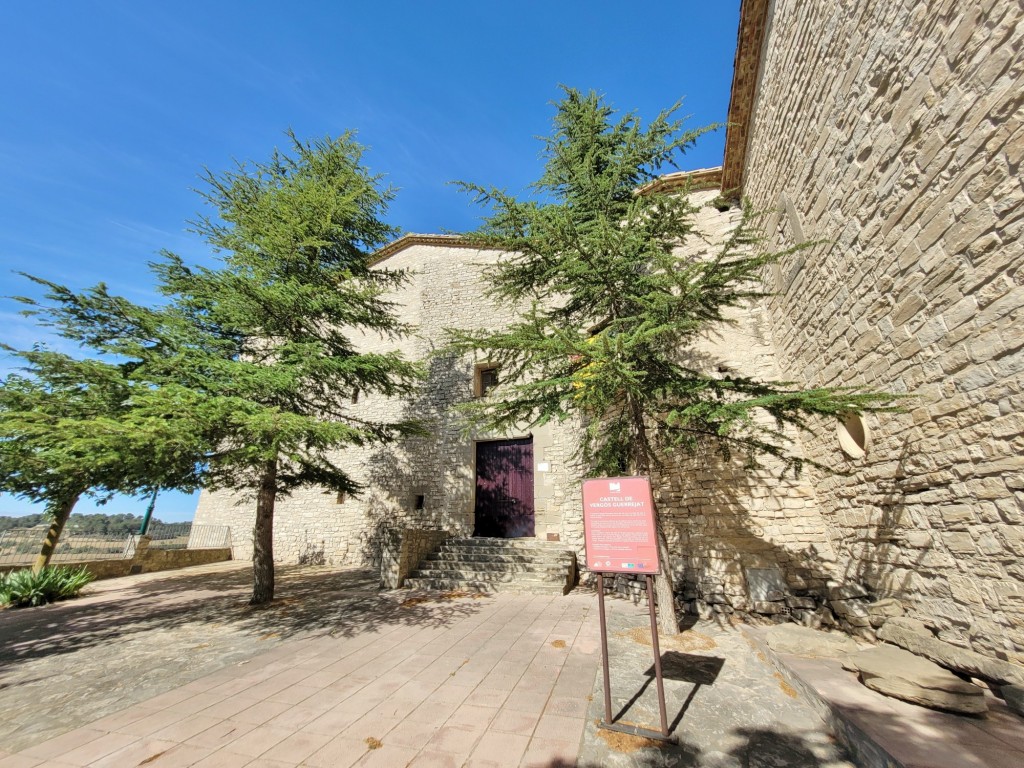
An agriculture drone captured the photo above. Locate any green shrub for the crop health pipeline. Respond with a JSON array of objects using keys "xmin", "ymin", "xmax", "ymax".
[{"xmin": 0, "ymin": 566, "xmax": 95, "ymax": 608}]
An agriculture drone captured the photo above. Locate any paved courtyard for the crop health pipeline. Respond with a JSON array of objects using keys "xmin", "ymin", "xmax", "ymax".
[
  {"xmin": 0, "ymin": 562, "xmax": 599, "ymax": 767},
  {"xmin": 2, "ymin": 560, "xmax": 979, "ymax": 768}
]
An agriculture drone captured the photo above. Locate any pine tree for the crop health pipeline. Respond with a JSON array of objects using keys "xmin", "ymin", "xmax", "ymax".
[
  {"xmin": 15, "ymin": 132, "xmax": 423, "ymax": 603},
  {"xmin": 447, "ymin": 89, "xmax": 896, "ymax": 633},
  {"xmin": 0, "ymin": 350, "xmax": 206, "ymax": 571}
]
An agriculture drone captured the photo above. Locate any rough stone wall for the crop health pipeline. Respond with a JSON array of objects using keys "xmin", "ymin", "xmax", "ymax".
[
  {"xmin": 603, "ymin": 190, "xmax": 841, "ymax": 617},
  {"xmin": 194, "ymin": 244, "xmax": 582, "ymax": 568},
  {"xmin": 379, "ymin": 528, "xmax": 450, "ymax": 589},
  {"xmin": 741, "ymin": 0, "xmax": 1024, "ymax": 661}
]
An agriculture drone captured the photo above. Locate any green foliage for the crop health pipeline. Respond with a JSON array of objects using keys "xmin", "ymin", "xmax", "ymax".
[
  {"xmin": 0, "ymin": 565, "xmax": 95, "ymax": 608},
  {"xmin": 14, "ymin": 131, "xmax": 423, "ymax": 499},
  {"xmin": 10, "ymin": 131, "xmax": 425, "ymax": 600},
  {"xmin": 0, "ymin": 350, "xmax": 207, "ymax": 529},
  {"xmin": 448, "ymin": 88, "xmax": 898, "ymax": 477}
]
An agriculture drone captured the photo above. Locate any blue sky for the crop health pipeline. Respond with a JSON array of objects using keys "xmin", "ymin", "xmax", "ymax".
[{"xmin": 1, "ymin": 1, "xmax": 741, "ymax": 522}]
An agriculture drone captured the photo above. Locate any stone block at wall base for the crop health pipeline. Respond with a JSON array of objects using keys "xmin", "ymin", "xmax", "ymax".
[{"xmin": 380, "ymin": 528, "xmax": 450, "ymax": 589}]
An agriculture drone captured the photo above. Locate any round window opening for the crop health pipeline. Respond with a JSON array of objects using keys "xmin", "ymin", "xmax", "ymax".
[{"xmin": 837, "ymin": 412, "xmax": 868, "ymax": 459}]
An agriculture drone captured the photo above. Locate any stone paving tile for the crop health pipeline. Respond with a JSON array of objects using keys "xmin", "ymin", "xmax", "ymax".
[
  {"xmin": 29, "ymin": 733, "xmax": 137, "ymax": 768},
  {"xmin": 222, "ymin": 723, "xmax": 295, "ymax": 758},
  {"xmin": 489, "ymin": 707, "xmax": 541, "ymax": 736},
  {"xmin": 467, "ymin": 730, "xmax": 532, "ymax": 766},
  {"xmin": 19, "ymin": 730, "xmax": 106, "ymax": 762},
  {"xmin": 231, "ymin": 699, "xmax": 293, "ymax": 725},
  {"xmin": 258, "ymin": 730, "xmax": 335, "ymax": 764},
  {"xmin": 303, "ymin": 703, "xmax": 365, "ymax": 735},
  {"xmin": 423, "ymin": 723, "xmax": 487, "ymax": 759},
  {"xmin": 87, "ymin": 737, "xmax": 179, "ymax": 768},
  {"xmin": 502, "ymin": 689, "xmax": 552, "ymax": 714},
  {"xmin": 382, "ymin": 718, "xmax": 443, "ymax": 752},
  {"xmin": 521, "ymin": 736, "xmax": 579, "ymax": 767},
  {"xmin": 302, "ymin": 735, "xmax": 368, "ymax": 768},
  {"xmin": 450, "ymin": 702, "xmax": 500, "ymax": 731},
  {"xmin": 261, "ymin": 703, "xmax": 327, "ymax": 731},
  {"xmin": 353, "ymin": 743, "xmax": 420, "ymax": 768},
  {"xmin": 0, "ymin": 756, "xmax": 44, "ymax": 768},
  {"xmin": 406, "ymin": 750, "xmax": 463, "ymax": 768},
  {"xmin": 189, "ymin": 748, "xmax": 252, "ymax": 768},
  {"xmin": 407, "ymin": 697, "xmax": 463, "ymax": 726},
  {"xmin": 183, "ymin": 718, "xmax": 258, "ymax": 750}
]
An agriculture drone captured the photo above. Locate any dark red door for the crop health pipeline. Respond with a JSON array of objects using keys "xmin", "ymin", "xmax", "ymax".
[{"xmin": 474, "ymin": 438, "xmax": 534, "ymax": 538}]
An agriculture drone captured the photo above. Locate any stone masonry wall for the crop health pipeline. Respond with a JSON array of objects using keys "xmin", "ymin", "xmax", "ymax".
[
  {"xmin": 741, "ymin": 0, "xmax": 1024, "ymax": 661},
  {"xmin": 608, "ymin": 190, "xmax": 841, "ymax": 619},
  {"xmin": 194, "ymin": 243, "xmax": 582, "ymax": 568}
]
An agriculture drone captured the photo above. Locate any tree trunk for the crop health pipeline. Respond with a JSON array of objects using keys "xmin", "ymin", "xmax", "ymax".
[
  {"xmin": 32, "ymin": 493, "xmax": 81, "ymax": 573},
  {"xmin": 653, "ymin": 514, "xmax": 680, "ymax": 635},
  {"xmin": 250, "ymin": 458, "xmax": 278, "ymax": 605},
  {"xmin": 627, "ymin": 393, "xmax": 680, "ymax": 636}
]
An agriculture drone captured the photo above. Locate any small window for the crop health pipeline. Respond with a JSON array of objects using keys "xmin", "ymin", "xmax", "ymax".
[
  {"xmin": 351, "ymin": 388, "xmax": 360, "ymax": 404},
  {"xmin": 838, "ymin": 412, "xmax": 869, "ymax": 459},
  {"xmin": 475, "ymin": 364, "xmax": 499, "ymax": 397},
  {"xmin": 336, "ymin": 491, "xmax": 346, "ymax": 505},
  {"xmin": 414, "ymin": 494, "xmax": 425, "ymax": 510}
]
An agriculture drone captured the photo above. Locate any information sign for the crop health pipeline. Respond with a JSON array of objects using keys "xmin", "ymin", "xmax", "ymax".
[{"xmin": 582, "ymin": 476, "xmax": 659, "ymax": 574}]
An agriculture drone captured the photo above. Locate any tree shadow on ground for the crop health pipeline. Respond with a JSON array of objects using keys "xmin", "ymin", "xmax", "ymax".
[
  {"xmin": 0, "ymin": 564, "xmax": 491, "ymax": 668},
  {"xmin": 541, "ymin": 724, "xmax": 843, "ymax": 767}
]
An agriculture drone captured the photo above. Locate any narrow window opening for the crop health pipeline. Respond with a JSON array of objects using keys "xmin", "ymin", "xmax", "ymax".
[
  {"xmin": 336, "ymin": 491, "xmax": 346, "ymax": 504},
  {"xmin": 475, "ymin": 364, "xmax": 499, "ymax": 397},
  {"xmin": 838, "ymin": 412, "xmax": 869, "ymax": 459},
  {"xmin": 414, "ymin": 494, "xmax": 425, "ymax": 510}
]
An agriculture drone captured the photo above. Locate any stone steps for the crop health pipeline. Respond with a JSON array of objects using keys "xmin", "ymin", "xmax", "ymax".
[
  {"xmin": 421, "ymin": 557, "xmax": 573, "ymax": 569},
  {"xmin": 405, "ymin": 537, "xmax": 577, "ymax": 595}
]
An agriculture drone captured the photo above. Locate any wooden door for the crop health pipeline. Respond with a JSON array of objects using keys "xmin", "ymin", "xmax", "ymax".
[{"xmin": 473, "ymin": 438, "xmax": 535, "ymax": 538}]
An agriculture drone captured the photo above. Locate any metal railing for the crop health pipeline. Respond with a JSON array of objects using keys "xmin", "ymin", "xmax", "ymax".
[
  {"xmin": 148, "ymin": 523, "xmax": 231, "ymax": 550},
  {"xmin": 0, "ymin": 523, "xmax": 232, "ymax": 566},
  {"xmin": 0, "ymin": 529, "xmax": 135, "ymax": 567}
]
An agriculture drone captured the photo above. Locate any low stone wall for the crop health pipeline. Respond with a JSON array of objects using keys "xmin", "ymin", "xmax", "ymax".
[
  {"xmin": 380, "ymin": 528, "xmax": 450, "ymax": 589},
  {"xmin": 0, "ymin": 542, "xmax": 232, "ymax": 580}
]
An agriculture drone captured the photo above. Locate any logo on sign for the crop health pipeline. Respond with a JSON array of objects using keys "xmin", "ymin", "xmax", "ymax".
[
  {"xmin": 623, "ymin": 563, "xmax": 635, "ymax": 569},
  {"xmin": 609, "ymin": 481, "xmax": 621, "ymax": 492}
]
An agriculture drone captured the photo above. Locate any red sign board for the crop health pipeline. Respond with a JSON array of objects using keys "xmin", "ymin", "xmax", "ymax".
[{"xmin": 582, "ymin": 476, "xmax": 660, "ymax": 574}]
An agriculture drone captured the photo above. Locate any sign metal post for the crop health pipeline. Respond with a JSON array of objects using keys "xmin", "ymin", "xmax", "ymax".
[{"xmin": 583, "ymin": 476, "xmax": 674, "ymax": 742}]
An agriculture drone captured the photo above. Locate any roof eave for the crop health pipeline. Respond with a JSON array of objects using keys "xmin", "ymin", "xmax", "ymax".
[{"xmin": 721, "ymin": 0, "xmax": 771, "ymax": 197}]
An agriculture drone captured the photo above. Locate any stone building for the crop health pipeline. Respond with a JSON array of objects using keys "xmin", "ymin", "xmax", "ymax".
[{"xmin": 194, "ymin": 0, "xmax": 1024, "ymax": 662}]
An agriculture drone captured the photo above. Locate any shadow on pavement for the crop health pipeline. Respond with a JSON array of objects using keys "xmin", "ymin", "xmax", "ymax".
[
  {"xmin": 543, "ymin": 724, "xmax": 834, "ymax": 767},
  {"xmin": 0, "ymin": 564, "xmax": 491, "ymax": 668}
]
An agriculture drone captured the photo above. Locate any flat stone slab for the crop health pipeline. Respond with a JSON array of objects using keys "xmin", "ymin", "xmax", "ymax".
[
  {"xmin": 844, "ymin": 645, "xmax": 988, "ymax": 715},
  {"xmin": 765, "ymin": 623, "xmax": 861, "ymax": 658},
  {"xmin": 578, "ymin": 606, "xmax": 857, "ymax": 767},
  {"xmin": 749, "ymin": 627, "xmax": 1024, "ymax": 768},
  {"xmin": 879, "ymin": 617, "xmax": 1024, "ymax": 686}
]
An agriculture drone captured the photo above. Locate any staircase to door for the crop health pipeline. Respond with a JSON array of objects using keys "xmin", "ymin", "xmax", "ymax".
[{"xmin": 404, "ymin": 538, "xmax": 578, "ymax": 595}]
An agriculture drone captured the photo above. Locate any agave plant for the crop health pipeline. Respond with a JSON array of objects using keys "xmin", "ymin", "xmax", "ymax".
[{"xmin": 0, "ymin": 565, "xmax": 95, "ymax": 607}]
